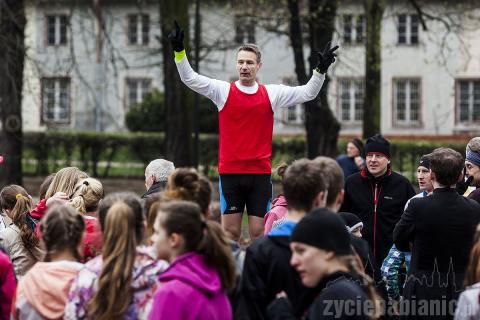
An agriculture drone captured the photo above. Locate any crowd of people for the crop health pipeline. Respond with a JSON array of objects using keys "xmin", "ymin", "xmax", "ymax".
[
  {"xmin": 1, "ymin": 136, "xmax": 480, "ymax": 319},
  {"xmin": 1, "ymin": 22, "xmax": 480, "ymax": 319}
]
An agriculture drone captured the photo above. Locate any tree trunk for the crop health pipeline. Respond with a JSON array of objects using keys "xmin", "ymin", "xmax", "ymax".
[
  {"xmin": 0, "ymin": 1, "xmax": 26, "ymax": 187},
  {"xmin": 363, "ymin": 0, "xmax": 385, "ymax": 138},
  {"xmin": 287, "ymin": 0, "xmax": 340, "ymax": 158},
  {"xmin": 159, "ymin": 0, "xmax": 193, "ymax": 167}
]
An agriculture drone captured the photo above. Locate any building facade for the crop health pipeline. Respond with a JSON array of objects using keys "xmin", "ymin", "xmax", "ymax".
[{"xmin": 22, "ymin": 0, "xmax": 480, "ymax": 137}]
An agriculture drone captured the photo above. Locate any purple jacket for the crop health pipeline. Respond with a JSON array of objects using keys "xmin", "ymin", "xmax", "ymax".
[{"xmin": 149, "ymin": 252, "xmax": 232, "ymax": 320}]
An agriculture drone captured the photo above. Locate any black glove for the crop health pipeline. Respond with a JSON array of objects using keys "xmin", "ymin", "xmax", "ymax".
[
  {"xmin": 168, "ymin": 20, "xmax": 184, "ymax": 52},
  {"xmin": 315, "ymin": 41, "xmax": 339, "ymax": 74},
  {"xmin": 456, "ymin": 171, "xmax": 473, "ymax": 195}
]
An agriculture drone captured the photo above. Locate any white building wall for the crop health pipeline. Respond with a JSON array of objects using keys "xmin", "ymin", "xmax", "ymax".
[{"xmin": 21, "ymin": 1, "xmax": 480, "ymax": 137}]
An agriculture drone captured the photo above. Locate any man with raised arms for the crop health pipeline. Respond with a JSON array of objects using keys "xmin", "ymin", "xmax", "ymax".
[{"xmin": 168, "ymin": 21, "xmax": 338, "ymax": 241}]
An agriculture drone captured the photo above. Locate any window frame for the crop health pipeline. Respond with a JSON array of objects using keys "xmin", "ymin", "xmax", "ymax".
[
  {"xmin": 455, "ymin": 78, "xmax": 480, "ymax": 125},
  {"xmin": 342, "ymin": 14, "xmax": 365, "ymax": 45},
  {"xmin": 124, "ymin": 77, "xmax": 153, "ymax": 111},
  {"xmin": 40, "ymin": 77, "xmax": 72, "ymax": 125},
  {"xmin": 127, "ymin": 14, "xmax": 150, "ymax": 46},
  {"xmin": 45, "ymin": 14, "xmax": 69, "ymax": 47},
  {"xmin": 336, "ymin": 77, "xmax": 365, "ymax": 126},
  {"xmin": 392, "ymin": 77, "xmax": 423, "ymax": 128},
  {"xmin": 397, "ymin": 14, "xmax": 419, "ymax": 46}
]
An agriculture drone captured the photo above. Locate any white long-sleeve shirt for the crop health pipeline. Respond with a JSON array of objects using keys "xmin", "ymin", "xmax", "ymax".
[{"xmin": 175, "ymin": 57, "xmax": 325, "ymax": 112}]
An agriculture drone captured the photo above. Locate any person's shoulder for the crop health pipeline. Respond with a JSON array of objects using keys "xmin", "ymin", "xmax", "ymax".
[
  {"xmin": 320, "ymin": 276, "xmax": 365, "ymax": 299},
  {"xmin": 390, "ymin": 171, "xmax": 412, "ymax": 183},
  {"xmin": 336, "ymin": 155, "xmax": 349, "ymax": 162},
  {"xmin": 345, "ymin": 171, "xmax": 362, "ymax": 183}
]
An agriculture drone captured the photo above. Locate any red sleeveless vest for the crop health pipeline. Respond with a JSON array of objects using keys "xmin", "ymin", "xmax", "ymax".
[{"xmin": 218, "ymin": 82, "xmax": 274, "ymax": 174}]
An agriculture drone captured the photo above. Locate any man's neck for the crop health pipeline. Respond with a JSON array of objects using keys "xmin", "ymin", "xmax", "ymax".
[
  {"xmin": 285, "ymin": 209, "xmax": 307, "ymax": 223},
  {"xmin": 238, "ymin": 79, "xmax": 256, "ymax": 87},
  {"xmin": 372, "ymin": 168, "xmax": 388, "ymax": 178},
  {"xmin": 432, "ymin": 181, "xmax": 455, "ymax": 189}
]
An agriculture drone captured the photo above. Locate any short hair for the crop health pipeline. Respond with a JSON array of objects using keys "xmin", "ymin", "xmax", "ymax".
[
  {"xmin": 237, "ymin": 44, "xmax": 261, "ymax": 63},
  {"xmin": 428, "ymin": 148, "xmax": 464, "ymax": 186},
  {"xmin": 312, "ymin": 157, "xmax": 344, "ymax": 207},
  {"xmin": 282, "ymin": 158, "xmax": 328, "ymax": 212},
  {"xmin": 145, "ymin": 159, "xmax": 175, "ymax": 182},
  {"xmin": 467, "ymin": 137, "xmax": 480, "ymax": 153}
]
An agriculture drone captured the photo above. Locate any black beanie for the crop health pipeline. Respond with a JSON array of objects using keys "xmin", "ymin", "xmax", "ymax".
[
  {"xmin": 350, "ymin": 138, "xmax": 364, "ymax": 156},
  {"xmin": 338, "ymin": 212, "xmax": 364, "ymax": 234},
  {"xmin": 364, "ymin": 134, "xmax": 391, "ymax": 158},
  {"xmin": 291, "ymin": 209, "xmax": 352, "ymax": 256},
  {"xmin": 419, "ymin": 155, "xmax": 430, "ymax": 169}
]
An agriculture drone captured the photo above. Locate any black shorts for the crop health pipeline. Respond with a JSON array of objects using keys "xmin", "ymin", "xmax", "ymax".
[{"xmin": 219, "ymin": 174, "xmax": 272, "ymax": 217}]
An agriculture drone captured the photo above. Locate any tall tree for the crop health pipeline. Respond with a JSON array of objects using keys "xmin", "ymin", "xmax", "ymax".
[
  {"xmin": 363, "ymin": 0, "xmax": 385, "ymax": 138},
  {"xmin": 287, "ymin": 0, "xmax": 340, "ymax": 158},
  {"xmin": 0, "ymin": 0, "xmax": 26, "ymax": 186},
  {"xmin": 159, "ymin": 0, "xmax": 193, "ymax": 166}
]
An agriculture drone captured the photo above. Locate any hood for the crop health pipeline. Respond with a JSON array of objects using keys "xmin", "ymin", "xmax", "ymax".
[
  {"xmin": 159, "ymin": 252, "xmax": 222, "ymax": 297},
  {"xmin": 19, "ymin": 261, "xmax": 83, "ymax": 319},
  {"xmin": 271, "ymin": 195, "xmax": 287, "ymax": 208}
]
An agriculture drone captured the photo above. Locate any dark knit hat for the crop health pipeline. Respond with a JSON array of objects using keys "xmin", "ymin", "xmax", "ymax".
[
  {"xmin": 291, "ymin": 209, "xmax": 352, "ymax": 256},
  {"xmin": 350, "ymin": 138, "xmax": 364, "ymax": 156},
  {"xmin": 364, "ymin": 134, "xmax": 391, "ymax": 158},
  {"xmin": 419, "ymin": 155, "xmax": 430, "ymax": 169},
  {"xmin": 338, "ymin": 212, "xmax": 363, "ymax": 234}
]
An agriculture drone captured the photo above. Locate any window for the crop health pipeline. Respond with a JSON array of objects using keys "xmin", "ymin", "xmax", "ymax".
[
  {"xmin": 128, "ymin": 14, "xmax": 149, "ymax": 45},
  {"xmin": 41, "ymin": 78, "xmax": 71, "ymax": 124},
  {"xmin": 457, "ymin": 80, "xmax": 480, "ymax": 123},
  {"xmin": 338, "ymin": 78, "xmax": 364, "ymax": 122},
  {"xmin": 398, "ymin": 14, "xmax": 419, "ymax": 45},
  {"xmin": 234, "ymin": 15, "xmax": 256, "ymax": 44},
  {"xmin": 342, "ymin": 15, "xmax": 365, "ymax": 44},
  {"xmin": 46, "ymin": 15, "xmax": 68, "ymax": 46},
  {"xmin": 393, "ymin": 79, "xmax": 421, "ymax": 126},
  {"xmin": 126, "ymin": 78, "xmax": 152, "ymax": 109}
]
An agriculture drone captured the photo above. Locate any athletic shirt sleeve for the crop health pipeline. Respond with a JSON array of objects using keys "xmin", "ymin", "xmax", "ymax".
[
  {"xmin": 175, "ymin": 57, "xmax": 230, "ymax": 111},
  {"xmin": 265, "ymin": 70, "xmax": 325, "ymax": 113}
]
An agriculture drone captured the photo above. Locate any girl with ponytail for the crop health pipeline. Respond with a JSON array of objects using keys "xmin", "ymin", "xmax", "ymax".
[
  {"xmin": 268, "ymin": 209, "xmax": 381, "ymax": 320},
  {"xmin": 0, "ymin": 185, "xmax": 43, "ymax": 278},
  {"xmin": 65, "ymin": 192, "xmax": 168, "ymax": 320},
  {"xmin": 69, "ymin": 178, "xmax": 104, "ymax": 261},
  {"xmin": 13, "ymin": 205, "xmax": 85, "ymax": 319},
  {"xmin": 149, "ymin": 200, "xmax": 236, "ymax": 320}
]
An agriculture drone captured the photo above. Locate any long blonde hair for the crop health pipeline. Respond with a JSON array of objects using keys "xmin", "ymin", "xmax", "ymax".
[
  {"xmin": 44, "ymin": 167, "xmax": 88, "ymax": 199},
  {"xmin": 88, "ymin": 201, "xmax": 142, "ymax": 319},
  {"xmin": 69, "ymin": 178, "xmax": 104, "ymax": 214}
]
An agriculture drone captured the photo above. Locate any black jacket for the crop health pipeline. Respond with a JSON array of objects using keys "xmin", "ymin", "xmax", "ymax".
[
  {"xmin": 141, "ymin": 181, "xmax": 166, "ymax": 199},
  {"xmin": 393, "ymin": 187, "xmax": 480, "ymax": 318},
  {"xmin": 341, "ymin": 168, "xmax": 415, "ymax": 269},
  {"xmin": 267, "ymin": 271, "xmax": 371, "ymax": 320},
  {"xmin": 234, "ymin": 223, "xmax": 319, "ymax": 319}
]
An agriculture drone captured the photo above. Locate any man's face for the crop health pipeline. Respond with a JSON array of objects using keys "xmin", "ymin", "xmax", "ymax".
[
  {"xmin": 366, "ymin": 153, "xmax": 389, "ymax": 177},
  {"xmin": 346, "ymin": 142, "xmax": 360, "ymax": 158},
  {"xmin": 417, "ymin": 166, "xmax": 433, "ymax": 191},
  {"xmin": 236, "ymin": 50, "xmax": 261, "ymax": 86},
  {"xmin": 465, "ymin": 160, "xmax": 480, "ymax": 186},
  {"xmin": 290, "ymin": 242, "xmax": 331, "ymax": 288}
]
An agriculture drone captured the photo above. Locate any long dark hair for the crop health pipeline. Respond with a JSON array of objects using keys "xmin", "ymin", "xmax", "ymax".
[{"xmin": 157, "ymin": 200, "xmax": 236, "ymax": 289}]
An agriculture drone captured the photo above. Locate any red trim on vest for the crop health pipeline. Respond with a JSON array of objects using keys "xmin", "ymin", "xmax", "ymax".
[{"xmin": 218, "ymin": 82, "xmax": 273, "ymax": 174}]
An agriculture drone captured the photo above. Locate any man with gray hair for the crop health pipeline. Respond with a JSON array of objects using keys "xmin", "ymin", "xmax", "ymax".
[{"xmin": 142, "ymin": 159, "xmax": 175, "ymax": 199}]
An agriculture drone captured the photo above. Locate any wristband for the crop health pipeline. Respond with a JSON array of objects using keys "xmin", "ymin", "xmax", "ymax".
[{"xmin": 174, "ymin": 50, "xmax": 186, "ymax": 63}]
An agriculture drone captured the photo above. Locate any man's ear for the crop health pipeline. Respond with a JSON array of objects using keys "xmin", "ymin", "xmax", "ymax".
[
  {"xmin": 258, "ymin": 61, "xmax": 262, "ymax": 70},
  {"xmin": 430, "ymin": 170, "xmax": 436, "ymax": 182},
  {"xmin": 336, "ymin": 189, "xmax": 345, "ymax": 207},
  {"xmin": 313, "ymin": 190, "xmax": 328, "ymax": 209}
]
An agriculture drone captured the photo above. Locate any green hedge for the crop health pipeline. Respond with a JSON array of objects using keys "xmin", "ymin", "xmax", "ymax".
[{"xmin": 23, "ymin": 131, "xmax": 468, "ymax": 181}]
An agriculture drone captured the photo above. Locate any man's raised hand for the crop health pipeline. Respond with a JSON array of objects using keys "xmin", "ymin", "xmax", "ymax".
[
  {"xmin": 315, "ymin": 41, "xmax": 339, "ymax": 74},
  {"xmin": 168, "ymin": 20, "xmax": 185, "ymax": 52}
]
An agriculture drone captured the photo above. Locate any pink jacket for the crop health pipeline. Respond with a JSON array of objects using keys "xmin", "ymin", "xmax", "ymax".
[
  {"xmin": 0, "ymin": 250, "xmax": 16, "ymax": 320},
  {"xmin": 263, "ymin": 195, "xmax": 288, "ymax": 235}
]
